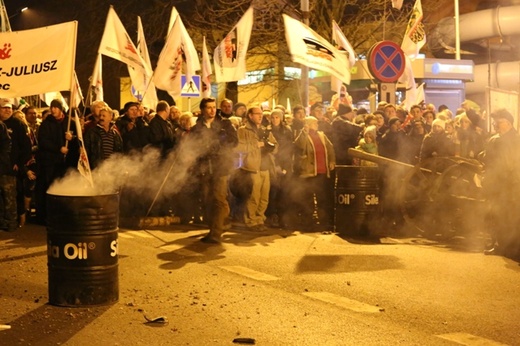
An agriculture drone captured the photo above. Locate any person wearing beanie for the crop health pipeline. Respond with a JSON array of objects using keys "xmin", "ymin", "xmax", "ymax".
[
  {"xmin": 419, "ymin": 116, "xmax": 454, "ymax": 161},
  {"xmin": 233, "ymin": 102, "xmax": 247, "ymax": 118},
  {"xmin": 330, "ymin": 103, "xmax": 362, "ymax": 165}
]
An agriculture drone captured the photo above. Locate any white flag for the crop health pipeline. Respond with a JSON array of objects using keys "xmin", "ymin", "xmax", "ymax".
[
  {"xmin": 201, "ymin": 36, "xmax": 212, "ymax": 98},
  {"xmin": 167, "ymin": 7, "xmax": 179, "ymax": 37},
  {"xmin": 332, "ymin": 20, "xmax": 356, "ymax": 69},
  {"xmin": 401, "ymin": 0, "xmax": 426, "ymax": 59},
  {"xmin": 0, "ymin": 22, "xmax": 77, "ymax": 98},
  {"xmin": 74, "ymin": 113, "xmax": 94, "ymax": 187},
  {"xmin": 90, "ymin": 54, "xmax": 104, "ymax": 102},
  {"xmin": 154, "ymin": 9, "xmax": 200, "ymax": 99},
  {"xmin": 398, "ymin": 0, "xmax": 426, "ymax": 110},
  {"xmin": 283, "ymin": 14, "xmax": 350, "ymax": 86},
  {"xmin": 213, "ymin": 7, "xmax": 254, "ymax": 83},
  {"xmin": 72, "ymin": 71, "xmax": 84, "ymax": 108},
  {"xmin": 134, "ymin": 16, "xmax": 158, "ymax": 110},
  {"xmin": 416, "ymin": 82, "xmax": 425, "ymax": 105},
  {"xmin": 98, "ymin": 7, "xmax": 151, "ymax": 78},
  {"xmin": 399, "ymin": 55, "xmax": 417, "ymax": 111}
]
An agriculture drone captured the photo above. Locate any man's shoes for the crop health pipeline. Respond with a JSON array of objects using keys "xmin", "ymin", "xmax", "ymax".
[{"xmin": 200, "ymin": 234, "xmax": 221, "ymax": 244}]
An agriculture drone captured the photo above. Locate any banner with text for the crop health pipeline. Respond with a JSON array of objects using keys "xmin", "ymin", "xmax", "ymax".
[{"xmin": 0, "ymin": 21, "xmax": 77, "ymax": 98}]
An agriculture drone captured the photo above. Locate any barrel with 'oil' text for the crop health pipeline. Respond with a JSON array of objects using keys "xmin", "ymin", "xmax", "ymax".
[
  {"xmin": 46, "ymin": 193, "xmax": 119, "ymax": 307},
  {"xmin": 334, "ymin": 166, "xmax": 381, "ymax": 236}
]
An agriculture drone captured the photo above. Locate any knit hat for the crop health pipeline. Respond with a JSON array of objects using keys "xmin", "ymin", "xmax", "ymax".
[
  {"xmin": 233, "ymin": 102, "xmax": 246, "ymax": 112},
  {"xmin": 50, "ymin": 99, "xmax": 64, "ymax": 112},
  {"xmin": 337, "ymin": 103, "xmax": 352, "ymax": 117},
  {"xmin": 432, "ymin": 118, "xmax": 446, "ymax": 130}
]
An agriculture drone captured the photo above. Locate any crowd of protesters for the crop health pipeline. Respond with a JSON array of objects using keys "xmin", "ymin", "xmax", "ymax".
[{"xmin": 0, "ymin": 94, "xmax": 518, "ymax": 257}]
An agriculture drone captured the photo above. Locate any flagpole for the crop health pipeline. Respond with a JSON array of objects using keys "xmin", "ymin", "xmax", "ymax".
[
  {"xmin": 301, "ymin": 0, "xmax": 309, "ymax": 110},
  {"xmin": 454, "ymin": 0, "xmax": 460, "ymax": 60}
]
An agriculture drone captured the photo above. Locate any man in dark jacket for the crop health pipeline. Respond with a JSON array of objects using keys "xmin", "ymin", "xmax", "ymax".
[
  {"xmin": 148, "ymin": 101, "xmax": 175, "ymax": 159},
  {"xmin": 116, "ymin": 101, "xmax": 149, "ymax": 153},
  {"xmin": 330, "ymin": 104, "xmax": 363, "ymax": 165},
  {"xmin": 34, "ymin": 99, "xmax": 74, "ymax": 224},
  {"xmin": 191, "ymin": 97, "xmax": 238, "ymax": 243}
]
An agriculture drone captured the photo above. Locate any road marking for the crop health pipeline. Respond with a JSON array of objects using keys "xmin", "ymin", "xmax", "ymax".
[
  {"xmin": 302, "ymin": 291, "xmax": 381, "ymax": 313},
  {"xmin": 119, "ymin": 231, "xmax": 154, "ymax": 238},
  {"xmin": 220, "ymin": 266, "xmax": 279, "ymax": 281},
  {"xmin": 436, "ymin": 333, "xmax": 508, "ymax": 345},
  {"xmin": 118, "ymin": 233, "xmax": 133, "ymax": 239}
]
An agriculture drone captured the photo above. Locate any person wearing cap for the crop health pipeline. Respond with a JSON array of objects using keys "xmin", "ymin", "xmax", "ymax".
[
  {"xmin": 34, "ymin": 99, "xmax": 77, "ymax": 224},
  {"xmin": 330, "ymin": 104, "xmax": 363, "ymax": 165},
  {"xmin": 115, "ymin": 101, "xmax": 149, "ymax": 153},
  {"xmin": 480, "ymin": 109, "xmax": 520, "ymax": 257},
  {"xmin": 419, "ymin": 117, "xmax": 455, "ymax": 162}
]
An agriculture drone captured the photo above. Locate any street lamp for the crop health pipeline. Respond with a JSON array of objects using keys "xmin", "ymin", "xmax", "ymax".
[{"xmin": 8, "ymin": 6, "xmax": 28, "ymax": 19}]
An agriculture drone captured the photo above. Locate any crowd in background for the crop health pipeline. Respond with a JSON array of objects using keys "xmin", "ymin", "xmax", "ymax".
[{"xmin": 0, "ymin": 94, "xmax": 517, "ymax": 256}]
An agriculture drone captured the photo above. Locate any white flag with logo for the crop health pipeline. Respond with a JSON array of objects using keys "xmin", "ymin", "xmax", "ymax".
[
  {"xmin": 213, "ymin": 7, "xmax": 253, "ymax": 83},
  {"xmin": 0, "ymin": 21, "xmax": 77, "ymax": 98},
  {"xmin": 392, "ymin": 0, "xmax": 404, "ymax": 10},
  {"xmin": 132, "ymin": 16, "xmax": 158, "ymax": 110},
  {"xmin": 90, "ymin": 54, "xmax": 104, "ymax": 102},
  {"xmin": 201, "ymin": 36, "xmax": 212, "ymax": 98},
  {"xmin": 98, "ymin": 7, "xmax": 151, "ymax": 78},
  {"xmin": 154, "ymin": 9, "xmax": 200, "ymax": 99},
  {"xmin": 283, "ymin": 15, "xmax": 350, "ymax": 86},
  {"xmin": 401, "ymin": 0, "xmax": 426, "ymax": 59},
  {"xmin": 72, "ymin": 71, "xmax": 84, "ymax": 108}
]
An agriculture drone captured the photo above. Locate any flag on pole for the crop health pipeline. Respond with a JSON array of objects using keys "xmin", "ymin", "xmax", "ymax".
[
  {"xmin": 213, "ymin": 7, "xmax": 254, "ymax": 83},
  {"xmin": 286, "ymin": 98, "xmax": 291, "ymax": 113},
  {"xmin": 331, "ymin": 20, "xmax": 357, "ymax": 99},
  {"xmin": 398, "ymin": 0, "xmax": 426, "ymax": 110},
  {"xmin": 0, "ymin": 0, "xmax": 12, "ymax": 32},
  {"xmin": 71, "ymin": 71, "xmax": 84, "ymax": 108},
  {"xmin": 74, "ymin": 112, "xmax": 94, "ymax": 188},
  {"xmin": 90, "ymin": 54, "xmax": 104, "ymax": 102},
  {"xmin": 416, "ymin": 82, "xmax": 425, "ymax": 105},
  {"xmin": 283, "ymin": 14, "xmax": 350, "ymax": 87},
  {"xmin": 401, "ymin": 0, "xmax": 426, "ymax": 59},
  {"xmin": 167, "ymin": 7, "xmax": 179, "ymax": 37},
  {"xmin": 392, "ymin": 0, "xmax": 404, "ymax": 10},
  {"xmin": 154, "ymin": 8, "xmax": 200, "ymax": 99},
  {"xmin": 201, "ymin": 36, "xmax": 212, "ymax": 98},
  {"xmin": 98, "ymin": 7, "xmax": 151, "ymax": 78},
  {"xmin": 332, "ymin": 20, "xmax": 356, "ymax": 69},
  {"xmin": 134, "ymin": 15, "xmax": 158, "ymax": 110},
  {"xmin": 0, "ymin": 22, "xmax": 77, "ymax": 98}
]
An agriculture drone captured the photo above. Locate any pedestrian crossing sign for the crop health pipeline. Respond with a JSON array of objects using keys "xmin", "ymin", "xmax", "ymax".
[{"xmin": 180, "ymin": 75, "xmax": 201, "ymax": 97}]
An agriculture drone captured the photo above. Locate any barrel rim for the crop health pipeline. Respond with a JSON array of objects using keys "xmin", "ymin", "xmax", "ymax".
[{"xmin": 47, "ymin": 192, "xmax": 120, "ymax": 198}]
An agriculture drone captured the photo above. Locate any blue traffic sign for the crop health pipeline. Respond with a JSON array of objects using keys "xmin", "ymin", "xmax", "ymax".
[{"xmin": 180, "ymin": 75, "xmax": 201, "ymax": 97}]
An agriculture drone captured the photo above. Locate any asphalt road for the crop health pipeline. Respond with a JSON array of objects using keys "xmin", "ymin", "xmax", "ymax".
[{"xmin": 1, "ymin": 222, "xmax": 519, "ymax": 345}]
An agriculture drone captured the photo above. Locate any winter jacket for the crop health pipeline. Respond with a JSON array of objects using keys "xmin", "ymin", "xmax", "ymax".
[
  {"xmin": 294, "ymin": 129, "xmax": 335, "ymax": 178},
  {"xmin": 236, "ymin": 121, "xmax": 278, "ymax": 173}
]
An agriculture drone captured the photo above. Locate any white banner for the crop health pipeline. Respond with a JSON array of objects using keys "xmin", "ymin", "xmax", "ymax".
[
  {"xmin": 154, "ymin": 8, "xmax": 200, "ymax": 99},
  {"xmin": 214, "ymin": 7, "xmax": 253, "ymax": 83},
  {"xmin": 283, "ymin": 15, "xmax": 350, "ymax": 86},
  {"xmin": 0, "ymin": 21, "xmax": 77, "ymax": 98},
  {"xmin": 98, "ymin": 7, "xmax": 151, "ymax": 78}
]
